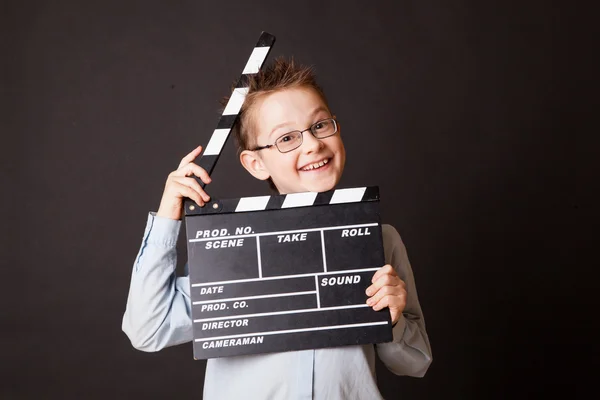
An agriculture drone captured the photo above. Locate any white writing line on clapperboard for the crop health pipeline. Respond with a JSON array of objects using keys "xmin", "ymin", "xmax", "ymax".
[
  {"xmin": 320, "ymin": 231, "xmax": 327, "ymax": 272},
  {"xmin": 192, "ymin": 291, "xmax": 315, "ymax": 305},
  {"xmin": 191, "ymin": 266, "xmax": 379, "ymax": 287},
  {"xmin": 314, "ymin": 275, "xmax": 321, "ymax": 308},
  {"xmin": 189, "ymin": 222, "xmax": 378, "ymax": 242},
  {"xmin": 256, "ymin": 236, "xmax": 262, "ymax": 278},
  {"xmin": 195, "ymin": 321, "xmax": 389, "ymax": 345},
  {"xmin": 193, "ymin": 303, "xmax": 369, "ymax": 323}
]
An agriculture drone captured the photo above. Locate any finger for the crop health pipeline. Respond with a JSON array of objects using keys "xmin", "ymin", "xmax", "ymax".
[
  {"xmin": 171, "ymin": 176, "xmax": 211, "ymax": 203},
  {"xmin": 177, "ymin": 145, "xmax": 203, "ymax": 169},
  {"xmin": 371, "ymin": 294, "xmax": 391, "ymax": 311},
  {"xmin": 372, "ymin": 296, "xmax": 405, "ymax": 326},
  {"xmin": 371, "ymin": 264, "xmax": 397, "ymax": 283},
  {"xmin": 173, "ymin": 162, "xmax": 212, "ymax": 186},
  {"xmin": 366, "ymin": 285, "xmax": 398, "ymax": 307},
  {"xmin": 398, "ymin": 278, "xmax": 406, "ymax": 290},
  {"xmin": 171, "ymin": 181, "xmax": 205, "ymax": 207},
  {"xmin": 366, "ymin": 273, "xmax": 400, "ymax": 296},
  {"xmin": 371, "ymin": 291, "xmax": 406, "ymax": 312},
  {"xmin": 183, "ymin": 163, "xmax": 212, "ymax": 185}
]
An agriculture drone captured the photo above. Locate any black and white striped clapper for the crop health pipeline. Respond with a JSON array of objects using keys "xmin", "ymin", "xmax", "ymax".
[
  {"xmin": 183, "ymin": 31, "xmax": 276, "ymax": 198},
  {"xmin": 184, "ymin": 32, "xmax": 392, "ymax": 359}
]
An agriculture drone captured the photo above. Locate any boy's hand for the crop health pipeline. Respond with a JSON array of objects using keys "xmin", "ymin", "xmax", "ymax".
[
  {"xmin": 365, "ymin": 264, "xmax": 407, "ymax": 325},
  {"xmin": 156, "ymin": 145, "xmax": 212, "ymax": 221}
]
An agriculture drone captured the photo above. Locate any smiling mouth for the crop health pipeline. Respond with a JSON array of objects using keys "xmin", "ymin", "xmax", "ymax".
[{"xmin": 300, "ymin": 158, "xmax": 331, "ymax": 171}]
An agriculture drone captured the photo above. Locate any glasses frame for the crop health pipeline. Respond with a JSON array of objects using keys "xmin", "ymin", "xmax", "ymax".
[{"xmin": 251, "ymin": 117, "xmax": 338, "ymax": 153}]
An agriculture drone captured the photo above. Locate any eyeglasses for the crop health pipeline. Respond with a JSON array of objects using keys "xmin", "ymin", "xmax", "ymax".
[{"xmin": 251, "ymin": 118, "xmax": 339, "ymax": 153}]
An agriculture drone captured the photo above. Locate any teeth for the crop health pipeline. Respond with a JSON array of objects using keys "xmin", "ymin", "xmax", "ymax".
[{"xmin": 302, "ymin": 158, "xmax": 329, "ymax": 171}]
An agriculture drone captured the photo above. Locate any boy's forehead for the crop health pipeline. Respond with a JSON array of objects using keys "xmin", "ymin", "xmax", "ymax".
[{"xmin": 253, "ymin": 87, "xmax": 329, "ymax": 131}]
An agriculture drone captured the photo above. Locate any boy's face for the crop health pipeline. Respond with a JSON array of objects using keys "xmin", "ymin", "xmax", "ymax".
[{"xmin": 240, "ymin": 87, "xmax": 346, "ymax": 194}]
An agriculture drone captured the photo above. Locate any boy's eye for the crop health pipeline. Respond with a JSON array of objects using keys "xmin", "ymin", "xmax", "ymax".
[
  {"xmin": 314, "ymin": 120, "xmax": 330, "ymax": 131},
  {"xmin": 279, "ymin": 133, "xmax": 296, "ymax": 143}
]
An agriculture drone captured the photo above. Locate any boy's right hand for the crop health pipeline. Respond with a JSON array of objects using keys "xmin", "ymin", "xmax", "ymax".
[{"xmin": 156, "ymin": 145, "xmax": 212, "ymax": 220}]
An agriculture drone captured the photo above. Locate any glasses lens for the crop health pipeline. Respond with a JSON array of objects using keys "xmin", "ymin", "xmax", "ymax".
[
  {"xmin": 312, "ymin": 119, "xmax": 337, "ymax": 138},
  {"xmin": 276, "ymin": 131, "xmax": 303, "ymax": 153}
]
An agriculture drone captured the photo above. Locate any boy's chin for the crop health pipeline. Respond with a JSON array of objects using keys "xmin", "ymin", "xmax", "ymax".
[
  {"xmin": 274, "ymin": 173, "xmax": 341, "ymax": 194},
  {"xmin": 300, "ymin": 179, "xmax": 339, "ymax": 194},
  {"xmin": 275, "ymin": 181, "xmax": 338, "ymax": 195}
]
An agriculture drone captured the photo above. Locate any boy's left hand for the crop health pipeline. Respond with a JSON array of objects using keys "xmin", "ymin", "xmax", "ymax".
[{"xmin": 366, "ymin": 264, "xmax": 407, "ymax": 325}]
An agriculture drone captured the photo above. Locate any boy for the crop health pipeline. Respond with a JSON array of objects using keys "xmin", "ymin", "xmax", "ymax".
[{"xmin": 122, "ymin": 57, "xmax": 432, "ymax": 399}]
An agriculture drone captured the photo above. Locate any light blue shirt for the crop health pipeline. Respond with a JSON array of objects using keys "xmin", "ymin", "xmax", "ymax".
[{"xmin": 122, "ymin": 213, "xmax": 432, "ymax": 399}]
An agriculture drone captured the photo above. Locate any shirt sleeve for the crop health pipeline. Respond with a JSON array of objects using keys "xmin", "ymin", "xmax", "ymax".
[
  {"xmin": 121, "ymin": 212, "xmax": 193, "ymax": 352},
  {"xmin": 375, "ymin": 224, "xmax": 433, "ymax": 377}
]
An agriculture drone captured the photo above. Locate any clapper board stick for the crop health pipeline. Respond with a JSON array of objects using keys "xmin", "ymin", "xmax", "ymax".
[{"xmin": 183, "ymin": 31, "xmax": 275, "ymax": 213}]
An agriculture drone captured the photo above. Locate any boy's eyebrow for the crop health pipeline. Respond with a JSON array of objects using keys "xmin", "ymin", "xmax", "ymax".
[
  {"xmin": 310, "ymin": 106, "xmax": 330, "ymax": 117},
  {"xmin": 269, "ymin": 121, "xmax": 294, "ymax": 138}
]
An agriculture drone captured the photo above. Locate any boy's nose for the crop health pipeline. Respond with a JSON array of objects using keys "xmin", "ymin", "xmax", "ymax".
[{"xmin": 301, "ymin": 131, "xmax": 324, "ymax": 153}]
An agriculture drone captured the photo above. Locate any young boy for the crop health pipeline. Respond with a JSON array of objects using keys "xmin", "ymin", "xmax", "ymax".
[{"xmin": 122, "ymin": 57, "xmax": 432, "ymax": 399}]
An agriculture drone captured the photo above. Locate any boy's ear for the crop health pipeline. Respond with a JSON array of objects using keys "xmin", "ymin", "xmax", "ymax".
[{"xmin": 240, "ymin": 150, "xmax": 271, "ymax": 181}]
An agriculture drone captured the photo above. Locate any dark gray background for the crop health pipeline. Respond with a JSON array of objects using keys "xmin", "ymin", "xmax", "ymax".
[{"xmin": 2, "ymin": 0, "xmax": 595, "ymax": 399}]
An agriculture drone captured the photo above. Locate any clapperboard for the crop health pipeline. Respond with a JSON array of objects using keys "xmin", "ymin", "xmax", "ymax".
[{"xmin": 184, "ymin": 32, "xmax": 392, "ymax": 359}]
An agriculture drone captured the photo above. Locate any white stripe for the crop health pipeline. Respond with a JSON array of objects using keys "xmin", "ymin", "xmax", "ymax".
[
  {"xmin": 235, "ymin": 196, "xmax": 271, "ymax": 212},
  {"xmin": 194, "ymin": 321, "xmax": 389, "ymax": 342},
  {"xmin": 191, "ymin": 266, "xmax": 379, "ymax": 287},
  {"xmin": 190, "ymin": 222, "xmax": 378, "ymax": 242},
  {"xmin": 192, "ymin": 290, "xmax": 315, "ymax": 305},
  {"xmin": 223, "ymin": 87, "xmax": 249, "ymax": 115},
  {"xmin": 242, "ymin": 47, "xmax": 270, "ymax": 74},
  {"xmin": 203, "ymin": 129, "xmax": 230, "ymax": 156},
  {"xmin": 194, "ymin": 304, "xmax": 369, "ymax": 323},
  {"xmin": 329, "ymin": 187, "xmax": 367, "ymax": 204},
  {"xmin": 281, "ymin": 192, "xmax": 318, "ymax": 208}
]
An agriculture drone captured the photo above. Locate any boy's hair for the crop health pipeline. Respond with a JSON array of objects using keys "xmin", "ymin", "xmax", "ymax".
[{"xmin": 220, "ymin": 56, "xmax": 330, "ymax": 191}]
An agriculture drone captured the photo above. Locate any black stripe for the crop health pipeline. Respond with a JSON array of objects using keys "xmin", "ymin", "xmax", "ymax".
[
  {"xmin": 216, "ymin": 115, "xmax": 238, "ymax": 130},
  {"xmin": 314, "ymin": 189, "xmax": 334, "ymax": 205},
  {"xmin": 235, "ymin": 74, "xmax": 251, "ymax": 88},
  {"xmin": 198, "ymin": 155, "xmax": 218, "ymax": 176},
  {"xmin": 362, "ymin": 186, "xmax": 380, "ymax": 202},
  {"xmin": 266, "ymin": 194, "xmax": 285, "ymax": 210},
  {"xmin": 256, "ymin": 32, "xmax": 276, "ymax": 47},
  {"xmin": 221, "ymin": 198, "xmax": 243, "ymax": 213}
]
